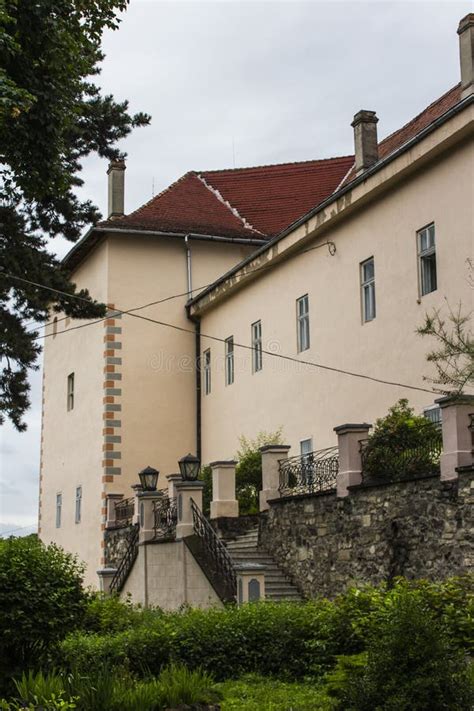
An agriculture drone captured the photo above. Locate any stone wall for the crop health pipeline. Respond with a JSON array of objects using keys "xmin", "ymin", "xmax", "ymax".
[
  {"xmin": 104, "ymin": 524, "xmax": 135, "ymax": 568},
  {"xmin": 259, "ymin": 468, "xmax": 474, "ymax": 599}
]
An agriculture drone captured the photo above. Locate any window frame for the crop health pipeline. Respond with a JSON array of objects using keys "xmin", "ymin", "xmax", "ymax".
[
  {"xmin": 417, "ymin": 223, "xmax": 437, "ymax": 297},
  {"xmin": 56, "ymin": 493, "xmax": 62, "ymax": 529},
  {"xmin": 225, "ymin": 336, "xmax": 234, "ymax": 386},
  {"xmin": 251, "ymin": 320, "xmax": 263, "ymax": 373},
  {"xmin": 75, "ymin": 486, "xmax": 82, "ymax": 524},
  {"xmin": 300, "ymin": 438, "xmax": 313, "ymax": 457},
  {"xmin": 67, "ymin": 372, "xmax": 75, "ymax": 411},
  {"xmin": 360, "ymin": 257, "xmax": 376, "ymax": 323},
  {"xmin": 296, "ymin": 294, "xmax": 310, "ymax": 353},
  {"xmin": 203, "ymin": 349, "xmax": 211, "ymax": 395}
]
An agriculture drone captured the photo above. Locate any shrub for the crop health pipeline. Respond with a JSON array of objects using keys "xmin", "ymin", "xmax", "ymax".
[
  {"xmin": 336, "ymin": 590, "xmax": 474, "ymax": 711},
  {"xmin": 0, "ymin": 536, "xmax": 88, "ymax": 690},
  {"xmin": 83, "ymin": 593, "xmax": 161, "ymax": 634},
  {"xmin": 235, "ymin": 429, "xmax": 283, "ymax": 514},
  {"xmin": 362, "ymin": 399, "xmax": 442, "ymax": 479},
  {"xmin": 0, "ymin": 670, "xmax": 78, "ymax": 710}
]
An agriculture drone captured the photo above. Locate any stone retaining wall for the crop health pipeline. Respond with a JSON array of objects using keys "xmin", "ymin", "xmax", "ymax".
[{"xmin": 259, "ymin": 469, "xmax": 474, "ymax": 598}]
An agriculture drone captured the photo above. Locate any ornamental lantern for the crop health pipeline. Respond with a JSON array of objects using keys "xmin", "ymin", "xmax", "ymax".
[
  {"xmin": 178, "ymin": 453, "xmax": 200, "ymax": 481},
  {"xmin": 138, "ymin": 465, "xmax": 159, "ymax": 491}
]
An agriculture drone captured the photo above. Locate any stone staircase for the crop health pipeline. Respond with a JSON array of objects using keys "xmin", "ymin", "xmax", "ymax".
[{"xmin": 224, "ymin": 526, "xmax": 303, "ymax": 602}]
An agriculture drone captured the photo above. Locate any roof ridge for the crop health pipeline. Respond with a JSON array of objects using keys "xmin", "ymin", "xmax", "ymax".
[
  {"xmin": 196, "ymin": 173, "xmax": 265, "ymax": 236},
  {"xmin": 378, "ymin": 83, "xmax": 461, "ymax": 148},
  {"xmin": 200, "ymin": 154, "xmax": 355, "ymax": 175}
]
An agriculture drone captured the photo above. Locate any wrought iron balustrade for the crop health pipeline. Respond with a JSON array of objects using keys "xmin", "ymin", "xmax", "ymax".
[
  {"xmin": 114, "ymin": 497, "xmax": 134, "ymax": 527},
  {"xmin": 109, "ymin": 522, "xmax": 139, "ymax": 594},
  {"xmin": 279, "ymin": 447, "xmax": 339, "ymax": 497},
  {"xmin": 190, "ymin": 498, "xmax": 236, "ymax": 602},
  {"xmin": 360, "ymin": 424, "xmax": 443, "ymax": 481},
  {"xmin": 153, "ymin": 495, "xmax": 177, "ymax": 539}
]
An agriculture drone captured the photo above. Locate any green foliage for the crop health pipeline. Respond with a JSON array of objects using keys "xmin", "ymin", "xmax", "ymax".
[
  {"xmin": 0, "ymin": 670, "xmax": 78, "ymax": 709},
  {"xmin": 152, "ymin": 663, "xmax": 220, "ymax": 708},
  {"xmin": 235, "ymin": 429, "xmax": 283, "ymax": 514},
  {"xmin": 0, "ymin": 0, "xmax": 150, "ymax": 429},
  {"xmin": 83, "ymin": 592, "xmax": 161, "ymax": 634},
  {"xmin": 335, "ymin": 590, "xmax": 474, "ymax": 711},
  {"xmin": 217, "ymin": 674, "xmax": 332, "ymax": 711},
  {"xmin": 362, "ymin": 399, "xmax": 442, "ymax": 479},
  {"xmin": 0, "ymin": 537, "xmax": 88, "ymax": 690},
  {"xmin": 201, "ymin": 465, "xmax": 213, "ymax": 517}
]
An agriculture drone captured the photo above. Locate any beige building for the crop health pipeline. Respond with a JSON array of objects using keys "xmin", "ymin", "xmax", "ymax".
[{"xmin": 39, "ymin": 15, "xmax": 474, "ymax": 586}]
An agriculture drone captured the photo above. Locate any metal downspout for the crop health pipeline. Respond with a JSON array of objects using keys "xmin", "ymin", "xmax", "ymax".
[{"xmin": 184, "ymin": 235, "xmax": 201, "ymax": 460}]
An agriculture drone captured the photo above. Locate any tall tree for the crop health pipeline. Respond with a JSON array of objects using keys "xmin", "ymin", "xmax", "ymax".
[{"xmin": 0, "ymin": 0, "xmax": 150, "ymax": 430}]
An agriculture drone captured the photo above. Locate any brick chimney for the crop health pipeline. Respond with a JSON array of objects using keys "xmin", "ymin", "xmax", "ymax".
[
  {"xmin": 107, "ymin": 159, "xmax": 126, "ymax": 219},
  {"xmin": 351, "ymin": 110, "xmax": 379, "ymax": 177},
  {"xmin": 458, "ymin": 14, "xmax": 474, "ymax": 99}
]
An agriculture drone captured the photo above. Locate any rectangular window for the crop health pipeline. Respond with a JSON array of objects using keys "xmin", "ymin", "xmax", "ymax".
[
  {"xmin": 296, "ymin": 294, "xmax": 310, "ymax": 352},
  {"xmin": 300, "ymin": 438, "xmax": 313, "ymax": 457},
  {"xmin": 417, "ymin": 223, "xmax": 437, "ymax": 296},
  {"xmin": 225, "ymin": 337, "xmax": 234, "ymax": 386},
  {"xmin": 423, "ymin": 405, "xmax": 442, "ymax": 428},
  {"xmin": 361, "ymin": 257, "xmax": 376, "ymax": 322},
  {"xmin": 75, "ymin": 486, "xmax": 82, "ymax": 524},
  {"xmin": 203, "ymin": 349, "xmax": 211, "ymax": 395},
  {"xmin": 56, "ymin": 493, "xmax": 62, "ymax": 528},
  {"xmin": 251, "ymin": 320, "xmax": 262, "ymax": 373},
  {"xmin": 67, "ymin": 372, "xmax": 74, "ymax": 411}
]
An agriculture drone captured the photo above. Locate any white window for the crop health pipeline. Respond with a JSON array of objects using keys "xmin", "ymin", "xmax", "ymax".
[
  {"xmin": 423, "ymin": 405, "xmax": 442, "ymax": 428},
  {"xmin": 203, "ymin": 349, "xmax": 211, "ymax": 395},
  {"xmin": 361, "ymin": 258, "xmax": 376, "ymax": 322},
  {"xmin": 225, "ymin": 337, "xmax": 234, "ymax": 386},
  {"xmin": 251, "ymin": 320, "xmax": 262, "ymax": 373},
  {"xmin": 296, "ymin": 295, "xmax": 310, "ymax": 352},
  {"xmin": 75, "ymin": 486, "xmax": 82, "ymax": 524},
  {"xmin": 300, "ymin": 438, "xmax": 313, "ymax": 457},
  {"xmin": 67, "ymin": 372, "xmax": 74, "ymax": 411},
  {"xmin": 56, "ymin": 493, "xmax": 62, "ymax": 528},
  {"xmin": 417, "ymin": 224, "xmax": 437, "ymax": 296}
]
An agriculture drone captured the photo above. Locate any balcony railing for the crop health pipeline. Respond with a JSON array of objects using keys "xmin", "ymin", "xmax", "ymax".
[
  {"xmin": 360, "ymin": 424, "xmax": 443, "ymax": 482},
  {"xmin": 279, "ymin": 447, "xmax": 339, "ymax": 497},
  {"xmin": 153, "ymin": 495, "xmax": 177, "ymax": 540},
  {"xmin": 114, "ymin": 497, "xmax": 134, "ymax": 527}
]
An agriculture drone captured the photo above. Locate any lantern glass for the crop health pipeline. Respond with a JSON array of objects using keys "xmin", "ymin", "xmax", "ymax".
[
  {"xmin": 178, "ymin": 453, "xmax": 200, "ymax": 481},
  {"xmin": 138, "ymin": 465, "xmax": 159, "ymax": 491}
]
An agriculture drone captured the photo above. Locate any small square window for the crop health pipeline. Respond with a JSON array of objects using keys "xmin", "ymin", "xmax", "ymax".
[
  {"xmin": 67, "ymin": 373, "xmax": 75, "ymax": 411},
  {"xmin": 417, "ymin": 224, "xmax": 437, "ymax": 296},
  {"xmin": 361, "ymin": 258, "xmax": 376, "ymax": 322}
]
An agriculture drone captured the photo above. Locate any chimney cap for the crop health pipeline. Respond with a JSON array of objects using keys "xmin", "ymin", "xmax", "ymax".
[
  {"xmin": 351, "ymin": 110, "xmax": 379, "ymax": 128},
  {"xmin": 458, "ymin": 13, "xmax": 474, "ymax": 35},
  {"xmin": 107, "ymin": 158, "xmax": 126, "ymax": 174}
]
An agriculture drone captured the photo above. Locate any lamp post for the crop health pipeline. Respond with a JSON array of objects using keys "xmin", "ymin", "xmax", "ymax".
[
  {"xmin": 178, "ymin": 453, "xmax": 200, "ymax": 481},
  {"xmin": 138, "ymin": 465, "xmax": 159, "ymax": 491}
]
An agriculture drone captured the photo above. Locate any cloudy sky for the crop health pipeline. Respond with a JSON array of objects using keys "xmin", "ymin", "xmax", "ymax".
[{"xmin": 0, "ymin": 0, "xmax": 470, "ymax": 537}]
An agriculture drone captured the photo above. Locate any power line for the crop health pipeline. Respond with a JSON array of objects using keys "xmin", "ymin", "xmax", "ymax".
[
  {"xmin": 1, "ymin": 247, "xmax": 437, "ymax": 394},
  {"xmin": 0, "ymin": 523, "xmax": 38, "ymax": 537}
]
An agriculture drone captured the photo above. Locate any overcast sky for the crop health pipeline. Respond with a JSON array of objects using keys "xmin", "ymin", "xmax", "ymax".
[{"xmin": 0, "ymin": 0, "xmax": 470, "ymax": 537}]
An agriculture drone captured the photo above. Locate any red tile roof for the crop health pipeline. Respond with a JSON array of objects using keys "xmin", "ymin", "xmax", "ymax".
[
  {"xmin": 98, "ymin": 84, "xmax": 463, "ymax": 242},
  {"xmin": 99, "ymin": 156, "xmax": 354, "ymax": 240}
]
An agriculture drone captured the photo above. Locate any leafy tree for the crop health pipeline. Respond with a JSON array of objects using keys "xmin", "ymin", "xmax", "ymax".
[
  {"xmin": 0, "ymin": 0, "xmax": 150, "ymax": 430},
  {"xmin": 0, "ymin": 536, "xmax": 89, "ymax": 690},
  {"xmin": 418, "ymin": 304, "xmax": 474, "ymax": 394},
  {"xmin": 362, "ymin": 399, "xmax": 441, "ymax": 480},
  {"xmin": 235, "ymin": 429, "xmax": 283, "ymax": 514}
]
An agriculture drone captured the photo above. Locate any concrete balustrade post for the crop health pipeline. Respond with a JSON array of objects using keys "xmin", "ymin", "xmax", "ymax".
[
  {"xmin": 105, "ymin": 493, "xmax": 123, "ymax": 529},
  {"xmin": 334, "ymin": 423, "xmax": 372, "ymax": 497},
  {"xmin": 210, "ymin": 460, "xmax": 238, "ymax": 519},
  {"xmin": 235, "ymin": 563, "xmax": 266, "ymax": 604},
  {"xmin": 97, "ymin": 567, "xmax": 117, "ymax": 594},
  {"xmin": 137, "ymin": 491, "xmax": 164, "ymax": 543},
  {"xmin": 175, "ymin": 480, "xmax": 204, "ymax": 539},
  {"xmin": 436, "ymin": 394, "xmax": 474, "ymax": 480},
  {"xmin": 259, "ymin": 444, "xmax": 291, "ymax": 511},
  {"xmin": 166, "ymin": 473, "xmax": 182, "ymax": 500}
]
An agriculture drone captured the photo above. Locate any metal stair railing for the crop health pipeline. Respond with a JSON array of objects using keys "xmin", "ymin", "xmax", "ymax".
[
  {"xmin": 109, "ymin": 522, "xmax": 139, "ymax": 594},
  {"xmin": 279, "ymin": 446, "xmax": 339, "ymax": 497},
  {"xmin": 190, "ymin": 498, "xmax": 236, "ymax": 602}
]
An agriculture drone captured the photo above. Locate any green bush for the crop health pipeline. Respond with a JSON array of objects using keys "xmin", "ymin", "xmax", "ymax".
[
  {"xmin": 0, "ymin": 536, "xmax": 88, "ymax": 690},
  {"xmin": 335, "ymin": 590, "xmax": 474, "ymax": 711},
  {"xmin": 362, "ymin": 399, "xmax": 442, "ymax": 479},
  {"xmin": 217, "ymin": 673, "xmax": 332, "ymax": 710},
  {"xmin": 82, "ymin": 593, "xmax": 162, "ymax": 634},
  {"xmin": 235, "ymin": 429, "xmax": 283, "ymax": 514}
]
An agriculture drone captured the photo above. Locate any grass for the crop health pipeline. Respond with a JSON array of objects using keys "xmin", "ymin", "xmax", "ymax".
[{"xmin": 217, "ymin": 674, "xmax": 333, "ymax": 711}]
